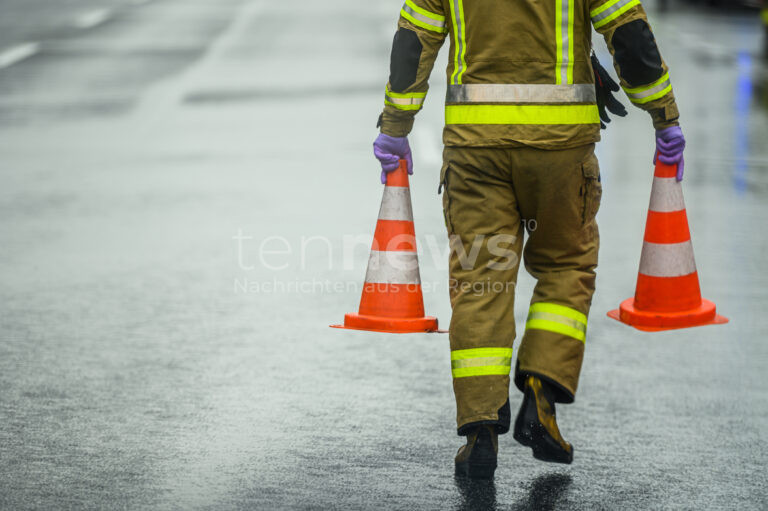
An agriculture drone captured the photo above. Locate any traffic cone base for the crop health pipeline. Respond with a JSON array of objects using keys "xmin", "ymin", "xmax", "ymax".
[
  {"xmin": 333, "ymin": 313, "xmax": 438, "ymax": 334},
  {"xmin": 608, "ymin": 298, "xmax": 728, "ymax": 332},
  {"xmin": 331, "ymin": 160, "xmax": 439, "ymax": 334},
  {"xmin": 608, "ymin": 159, "xmax": 728, "ymax": 331}
]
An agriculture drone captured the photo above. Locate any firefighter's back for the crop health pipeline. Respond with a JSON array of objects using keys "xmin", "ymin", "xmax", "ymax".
[{"xmin": 438, "ymin": 0, "xmax": 600, "ymax": 148}]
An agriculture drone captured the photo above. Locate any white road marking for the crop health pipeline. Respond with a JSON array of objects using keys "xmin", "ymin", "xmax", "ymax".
[
  {"xmin": 0, "ymin": 42, "xmax": 40, "ymax": 70},
  {"xmin": 74, "ymin": 8, "xmax": 111, "ymax": 29}
]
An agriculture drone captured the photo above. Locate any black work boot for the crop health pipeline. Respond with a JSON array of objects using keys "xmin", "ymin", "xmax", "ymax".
[
  {"xmin": 455, "ymin": 425, "xmax": 498, "ymax": 479},
  {"xmin": 513, "ymin": 375, "xmax": 573, "ymax": 464}
]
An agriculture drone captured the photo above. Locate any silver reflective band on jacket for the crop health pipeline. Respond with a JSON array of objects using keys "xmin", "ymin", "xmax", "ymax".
[
  {"xmin": 401, "ymin": 3, "xmax": 446, "ymax": 31},
  {"xmin": 446, "ymin": 84, "xmax": 596, "ymax": 104},
  {"xmin": 384, "ymin": 94, "xmax": 426, "ymax": 106},
  {"xmin": 556, "ymin": 0, "xmax": 573, "ymax": 84},
  {"xmin": 591, "ymin": 0, "xmax": 641, "ymax": 28},
  {"xmin": 623, "ymin": 73, "xmax": 672, "ymax": 103}
]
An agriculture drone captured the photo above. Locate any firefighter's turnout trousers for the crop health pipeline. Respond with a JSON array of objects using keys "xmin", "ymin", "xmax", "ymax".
[{"xmin": 442, "ymin": 144, "xmax": 601, "ymax": 434}]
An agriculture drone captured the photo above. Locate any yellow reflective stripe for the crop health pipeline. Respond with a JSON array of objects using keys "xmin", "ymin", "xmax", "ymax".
[
  {"xmin": 555, "ymin": 0, "xmax": 563, "ymax": 84},
  {"xmin": 449, "ymin": 0, "xmax": 467, "ymax": 85},
  {"xmin": 457, "ymin": 0, "xmax": 467, "ymax": 84},
  {"xmin": 384, "ymin": 87, "xmax": 426, "ymax": 110},
  {"xmin": 555, "ymin": 0, "xmax": 574, "ymax": 84},
  {"xmin": 451, "ymin": 348, "xmax": 513, "ymax": 379},
  {"xmin": 590, "ymin": 0, "xmax": 623, "ymax": 18},
  {"xmin": 400, "ymin": 8, "xmax": 447, "ymax": 34},
  {"xmin": 445, "ymin": 104, "xmax": 600, "ymax": 125},
  {"xmin": 404, "ymin": 0, "xmax": 446, "ymax": 22},
  {"xmin": 628, "ymin": 83, "xmax": 671, "ymax": 104},
  {"xmin": 526, "ymin": 303, "xmax": 587, "ymax": 342},
  {"xmin": 567, "ymin": 0, "xmax": 575, "ymax": 84},
  {"xmin": 453, "ymin": 366, "xmax": 510, "ymax": 378},
  {"xmin": 591, "ymin": 0, "xmax": 641, "ymax": 29},
  {"xmin": 526, "ymin": 318, "xmax": 586, "ymax": 342},
  {"xmin": 451, "ymin": 347, "xmax": 513, "ymax": 360},
  {"xmin": 449, "ymin": 0, "xmax": 460, "ymax": 84},
  {"xmin": 623, "ymin": 73, "xmax": 672, "ymax": 104},
  {"xmin": 528, "ymin": 312, "xmax": 585, "ymax": 333},
  {"xmin": 385, "ymin": 89, "xmax": 427, "ymax": 99},
  {"xmin": 762, "ymin": 8, "xmax": 768, "ymax": 25},
  {"xmin": 623, "ymin": 72, "xmax": 669, "ymax": 94},
  {"xmin": 529, "ymin": 302, "xmax": 587, "ymax": 324}
]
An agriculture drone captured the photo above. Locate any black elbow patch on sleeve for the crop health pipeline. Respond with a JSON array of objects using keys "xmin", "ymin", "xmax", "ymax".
[
  {"xmin": 389, "ymin": 28, "xmax": 423, "ymax": 92},
  {"xmin": 612, "ymin": 19, "xmax": 664, "ymax": 86}
]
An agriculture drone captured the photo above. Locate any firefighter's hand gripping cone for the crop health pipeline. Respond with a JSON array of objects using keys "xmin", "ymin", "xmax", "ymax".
[
  {"xmin": 332, "ymin": 160, "xmax": 438, "ymax": 333},
  {"xmin": 608, "ymin": 159, "xmax": 728, "ymax": 331}
]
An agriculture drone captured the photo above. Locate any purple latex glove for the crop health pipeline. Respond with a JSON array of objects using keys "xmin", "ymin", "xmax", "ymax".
[
  {"xmin": 655, "ymin": 126, "xmax": 686, "ymax": 181},
  {"xmin": 373, "ymin": 133, "xmax": 413, "ymax": 184}
]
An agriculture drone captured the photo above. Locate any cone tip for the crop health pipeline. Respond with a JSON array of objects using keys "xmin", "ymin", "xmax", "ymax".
[{"xmin": 386, "ymin": 160, "xmax": 410, "ymax": 187}]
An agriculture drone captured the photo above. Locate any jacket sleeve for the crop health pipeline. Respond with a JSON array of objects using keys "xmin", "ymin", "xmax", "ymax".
[
  {"xmin": 378, "ymin": 0, "xmax": 448, "ymax": 137},
  {"xmin": 590, "ymin": 0, "xmax": 680, "ymax": 129}
]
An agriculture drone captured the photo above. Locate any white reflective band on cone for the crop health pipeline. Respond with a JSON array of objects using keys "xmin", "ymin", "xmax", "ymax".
[
  {"xmin": 639, "ymin": 241, "xmax": 697, "ymax": 277},
  {"xmin": 378, "ymin": 187, "xmax": 414, "ymax": 222},
  {"xmin": 446, "ymin": 84, "xmax": 595, "ymax": 104},
  {"xmin": 364, "ymin": 250, "xmax": 421, "ymax": 285},
  {"xmin": 649, "ymin": 177, "xmax": 686, "ymax": 213}
]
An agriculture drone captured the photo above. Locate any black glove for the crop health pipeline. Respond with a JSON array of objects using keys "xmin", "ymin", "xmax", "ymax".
[{"xmin": 591, "ymin": 52, "xmax": 627, "ymax": 129}]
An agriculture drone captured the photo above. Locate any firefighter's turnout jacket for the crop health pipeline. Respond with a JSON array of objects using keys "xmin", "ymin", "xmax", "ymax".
[{"xmin": 379, "ymin": 0, "xmax": 680, "ymax": 149}]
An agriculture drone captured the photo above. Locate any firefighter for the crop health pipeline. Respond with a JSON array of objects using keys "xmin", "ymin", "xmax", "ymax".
[{"xmin": 373, "ymin": 0, "xmax": 685, "ymax": 478}]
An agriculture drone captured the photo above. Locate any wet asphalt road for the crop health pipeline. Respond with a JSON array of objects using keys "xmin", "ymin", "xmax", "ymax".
[{"xmin": 1, "ymin": 0, "xmax": 767, "ymax": 509}]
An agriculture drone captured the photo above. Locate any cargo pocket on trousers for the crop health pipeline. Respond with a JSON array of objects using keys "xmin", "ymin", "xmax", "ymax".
[
  {"xmin": 580, "ymin": 155, "xmax": 602, "ymax": 225},
  {"xmin": 439, "ymin": 162, "xmax": 455, "ymax": 234}
]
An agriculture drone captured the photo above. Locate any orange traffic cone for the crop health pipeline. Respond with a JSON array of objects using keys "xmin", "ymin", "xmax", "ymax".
[
  {"xmin": 332, "ymin": 160, "xmax": 438, "ymax": 333},
  {"xmin": 607, "ymin": 159, "xmax": 728, "ymax": 331}
]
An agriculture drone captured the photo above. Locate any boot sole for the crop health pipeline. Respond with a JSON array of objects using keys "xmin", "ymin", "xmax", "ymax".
[
  {"xmin": 455, "ymin": 460, "xmax": 497, "ymax": 480},
  {"xmin": 514, "ymin": 420, "xmax": 573, "ymax": 465}
]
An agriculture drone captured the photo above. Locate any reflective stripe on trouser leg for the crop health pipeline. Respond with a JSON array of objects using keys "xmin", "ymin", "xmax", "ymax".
[
  {"xmin": 517, "ymin": 302, "xmax": 591, "ymax": 403},
  {"xmin": 526, "ymin": 303, "xmax": 587, "ymax": 342},
  {"xmin": 452, "ymin": 348, "xmax": 513, "ymax": 378},
  {"xmin": 442, "ymin": 146, "xmax": 523, "ymax": 431},
  {"xmin": 511, "ymin": 144, "xmax": 600, "ymax": 402}
]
